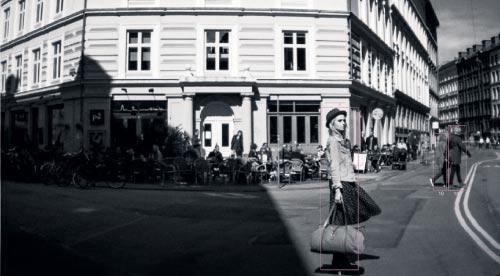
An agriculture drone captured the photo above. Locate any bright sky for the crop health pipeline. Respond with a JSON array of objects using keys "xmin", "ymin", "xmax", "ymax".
[{"xmin": 432, "ymin": 0, "xmax": 500, "ymax": 64}]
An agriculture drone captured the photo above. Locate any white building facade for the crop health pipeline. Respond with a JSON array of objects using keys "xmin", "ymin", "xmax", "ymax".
[{"xmin": 1, "ymin": 0, "xmax": 438, "ymax": 156}]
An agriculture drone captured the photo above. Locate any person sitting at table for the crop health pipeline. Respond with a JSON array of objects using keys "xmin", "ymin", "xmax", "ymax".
[
  {"xmin": 248, "ymin": 143, "xmax": 259, "ymax": 159},
  {"xmin": 259, "ymin": 143, "xmax": 272, "ymax": 163},
  {"xmin": 396, "ymin": 139, "xmax": 407, "ymax": 150},
  {"xmin": 207, "ymin": 144, "xmax": 223, "ymax": 163},
  {"xmin": 207, "ymin": 144, "xmax": 224, "ymax": 180},
  {"xmin": 369, "ymin": 144, "xmax": 381, "ymax": 173},
  {"xmin": 280, "ymin": 144, "xmax": 293, "ymax": 160},
  {"xmin": 290, "ymin": 143, "xmax": 305, "ymax": 161},
  {"xmin": 315, "ymin": 145, "xmax": 326, "ymax": 161}
]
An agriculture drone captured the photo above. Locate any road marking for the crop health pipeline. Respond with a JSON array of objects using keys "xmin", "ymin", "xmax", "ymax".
[
  {"xmin": 454, "ymin": 156, "xmax": 500, "ymax": 264},
  {"xmin": 203, "ymin": 192, "xmax": 259, "ymax": 199},
  {"xmin": 463, "ymin": 156, "xmax": 500, "ymax": 250}
]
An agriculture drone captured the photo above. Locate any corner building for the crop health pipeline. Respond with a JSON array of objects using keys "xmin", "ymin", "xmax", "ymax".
[{"xmin": 1, "ymin": 0, "xmax": 438, "ymax": 156}]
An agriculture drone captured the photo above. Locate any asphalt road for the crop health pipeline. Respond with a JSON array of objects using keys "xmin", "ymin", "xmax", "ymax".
[{"xmin": 2, "ymin": 149, "xmax": 500, "ymax": 276}]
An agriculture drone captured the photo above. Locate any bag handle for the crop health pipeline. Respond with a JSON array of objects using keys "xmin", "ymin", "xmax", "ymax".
[{"xmin": 322, "ymin": 191, "xmax": 349, "ymax": 228}]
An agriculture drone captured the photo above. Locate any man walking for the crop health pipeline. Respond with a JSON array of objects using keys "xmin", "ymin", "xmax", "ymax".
[{"xmin": 448, "ymin": 127, "xmax": 471, "ymax": 188}]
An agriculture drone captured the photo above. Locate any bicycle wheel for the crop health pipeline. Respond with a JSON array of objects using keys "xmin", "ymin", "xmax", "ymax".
[
  {"xmin": 107, "ymin": 170, "xmax": 127, "ymax": 189},
  {"xmin": 72, "ymin": 170, "xmax": 90, "ymax": 189}
]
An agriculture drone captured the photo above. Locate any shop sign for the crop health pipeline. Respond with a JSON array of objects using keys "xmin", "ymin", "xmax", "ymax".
[
  {"xmin": 90, "ymin": 109, "xmax": 104, "ymax": 126},
  {"xmin": 432, "ymin": 121, "xmax": 439, "ymax": 130}
]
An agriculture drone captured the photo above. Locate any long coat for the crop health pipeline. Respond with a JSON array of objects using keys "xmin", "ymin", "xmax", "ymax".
[
  {"xmin": 449, "ymin": 134, "xmax": 470, "ymax": 165},
  {"xmin": 434, "ymin": 140, "xmax": 447, "ymax": 166},
  {"xmin": 231, "ymin": 135, "xmax": 243, "ymax": 156}
]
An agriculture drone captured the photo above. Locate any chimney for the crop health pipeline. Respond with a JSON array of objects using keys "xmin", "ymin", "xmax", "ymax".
[
  {"xmin": 467, "ymin": 47, "xmax": 472, "ymax": 55},
  {"xmin": 482, "ymin": 40, "xmax": 491, "ymax": 49},
  {"xmin": 492, "ymin": 36, "xmax": 497, "ymax": 46}
]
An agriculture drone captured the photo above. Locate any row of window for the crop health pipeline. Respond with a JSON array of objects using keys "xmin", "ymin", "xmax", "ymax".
[
  {"xmin": 0, "ymin": 40, "xmax": 61, "ymax": 93},
  {"xmin": 3, "ymin": 0, "xmax": 64, "ymax": 40},
  {"xmin": 126, "ymin": 29, "xmax": 307, "ymax": 73}
]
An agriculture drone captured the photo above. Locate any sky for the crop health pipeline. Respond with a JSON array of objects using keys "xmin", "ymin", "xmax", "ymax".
[{"xmin": 431, "ymin": 0, "xmax": 500, "ymax": 64}]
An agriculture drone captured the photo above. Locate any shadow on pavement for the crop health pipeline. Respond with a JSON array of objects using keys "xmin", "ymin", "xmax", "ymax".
[{"xmin": 1, "ymin": 181, "xmax": 310, "ymax": 276}]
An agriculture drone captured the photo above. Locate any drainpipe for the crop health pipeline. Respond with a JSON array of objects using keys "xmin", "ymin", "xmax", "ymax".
[{"xmin": 79, "ymin": 0, "xmax": 88, "ymax": 150}]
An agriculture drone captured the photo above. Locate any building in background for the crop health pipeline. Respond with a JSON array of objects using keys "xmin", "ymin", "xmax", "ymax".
[
  {"xmin": 438, "ymin": 60, "xmax": 459, "ymax": 129},
  {"xmin": 451, "ymin": 34, "xmax": 500, "ymax": 139},
  {"xmin": 1, "ymin": 0, "xmax": 439, "ymax": 157}
]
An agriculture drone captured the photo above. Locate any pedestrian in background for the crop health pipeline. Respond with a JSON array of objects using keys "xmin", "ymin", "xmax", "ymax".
[
  {"xmin": 324, "ymin": 108, "xmax": 381, "ymax": 270},
  {"xmin": 192, "ymin": 129, "xmax": 201, "ymax": 158},
  {"xmin": 479, "ymin": 136, "xmax": 484, "ymax": 149},
  {"xmin": 448, "ymin": 127, "xmax": 471, "ymax": 188},
  {"xmin": 230, "ymin": 130, "xmax": 244, "ymax": 157},
  {"xmin": 430, "ymin": 133, "xmax": 448, "ymax": 187}
]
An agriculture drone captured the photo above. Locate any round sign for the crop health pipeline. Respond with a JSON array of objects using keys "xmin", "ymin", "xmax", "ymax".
[{"xmin": 372, "ymin": 108, "xmax": 384, "ymax": 120}]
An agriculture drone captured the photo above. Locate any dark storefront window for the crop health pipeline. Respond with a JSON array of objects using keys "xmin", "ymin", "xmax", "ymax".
[
  {"xmin": 269, "ymin": 116, "xmax": 278, "ymax": 144},
  {"xmin": 267, "ymin": 100, "xmax": 320, "ymax": 149},
  {"xmin": 111, "ymin": 100, "xmax": 166, "ymax": 154},
  {"xmin": 310, "ymin": 116, "xmax": 319, "ymax": 143},
  {"xmin": 297, "ymin": 116, "xmax": 305, "ymax": 143},
  {"xmin": 283, "ymin": 116, "xmax": 292, "ymax": 143}
]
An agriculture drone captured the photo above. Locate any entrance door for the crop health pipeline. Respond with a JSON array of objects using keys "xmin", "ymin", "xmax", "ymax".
[{"xmin": 202, "ymin": 116, "xmax": 233, "ymax": 157}]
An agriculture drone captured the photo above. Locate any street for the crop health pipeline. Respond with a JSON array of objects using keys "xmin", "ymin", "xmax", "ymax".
[{"xmin": 2, "ymin": 149, "xmax": 500, "ymax": 276}]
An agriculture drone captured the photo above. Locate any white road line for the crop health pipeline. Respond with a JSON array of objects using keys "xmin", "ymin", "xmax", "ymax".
[
  {"xmin": 454, "ymin": 160, "xmax": 500, "ymax": 264},
  {"xmin": 463, "ymin": 154, "xmax": 500, "ymax": 250}
]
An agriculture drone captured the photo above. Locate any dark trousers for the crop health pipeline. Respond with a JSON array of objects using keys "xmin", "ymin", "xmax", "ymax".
[
  {"xmin": 432, "ymin": 161, "xmax": 447, "ymax": 184},
  {"xmin": 449, "ymin": 163, "xmax": 463, "ymax": 185}
]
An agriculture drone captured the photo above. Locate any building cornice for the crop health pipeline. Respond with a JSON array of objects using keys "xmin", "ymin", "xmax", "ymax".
[
  {"xmin": 349, "ymin": 14, "xmax": 395, "ymax": 60},
  {"xmin": 85, "ymin": 7, "xmax": 350, "ymax": 18},
  {"xmin": 406, "ymin": 0, "xmax": 439, "ymax": 43},
  {"xmin": 394, "ymin": 89, "xmax": 430, "ymax": 114},
  {"xmin": 1, "ymin": 11, "xmax": 84, "ymax": 51},
  {"xmin": 350, "ymin": 80, "xmax": 396, "ymax": 110},
  {"xmin": 391, "ymin": 5, "xmax": 436, "ymax": 69}
]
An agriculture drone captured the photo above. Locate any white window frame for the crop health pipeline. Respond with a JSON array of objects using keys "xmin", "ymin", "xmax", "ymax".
[
  {"xmin": 126, "ymin": 30, "xmax": 152, "ymax": 72},
  {"xmin": 275, "ymin": 25, "xmax": 313, "ymax": 78},
  {"xmin": 119, "ymin": 25, "xmax": 159, "ymax": 79},
  {"xmin": 51, "ymin": 40, "xmax": 62, "ymax": 81},
  {"xmin": 283, "ymin": 31, "xmax": 307, "ymax": 72},
  {"xmin": 3, "ymin": 8, "xmax": 10, "ymax": 39},
  {"xmin": 14, "ymin": 54, "xmax": 23, "ymax": 92},
  {"xmin": 196, "ymin": 24, "xmax": 237, "ymax": 77},
  {"xmin": 36, "ymin": 0, "xmax": 44, "ymax": 24},
  {"xmin": 32, "ymin": 48, "xmax": 41, "ymax": 85},
  {"xmin": 1, "ymin": 60, "xmax": 7, "ymax": 93},
  {"xmin": 55, "ymin": 0, "xmax": 64, "ymax": 14},
  {"xmin": 18, "ymin": 0, "xmax": 25, "ymax": 32},
  {"xmin": 204, "ymin": 29, "xmax": 231, "ymax": 72}
]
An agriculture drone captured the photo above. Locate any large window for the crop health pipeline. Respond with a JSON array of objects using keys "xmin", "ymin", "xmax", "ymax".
[
  {"xmin": 267, "ymin": 101, "xmax": 320, "ymax": 145},
  {"xmin": 36, "ymin": 0, "xmax": 44, "ymax": 23},
  {"xmin": 205, "ymin": 30, "xmax": 229, "ymax": 71},
  {"xmin": 127, "ymin": 30, "xmax": 151, "ymax": 71},
  {"xmin": 32, "ymin": 48, "xmax": 41, "ymax": 84},
  {"xmin": 15, "ymin": 55, "xmax": 22, "ymax": 92},
  {"xmin": 3, "ymin": 8, "xmax": 10, "ymax": 39},
  {"xmin": 52, "ymin": 41, "xmax": 62, "ymax": 79},
  {"xmin": 283, "ymin": 31, "xmax": 306, "ymax": 71},
  {"xmin": 18, "ymin": 0, "xmax": 25, "ymax": 31},
  {"xmin": 1, "ymin": 61, "xmax": 6, "ymax": 92},
  {"xmin": 55, "ymin": 0, "xmax": 64, "ymax": 14},
  {"xmin": 351, "ymin": 33, "xmax": 361, "ymax": 80}
]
